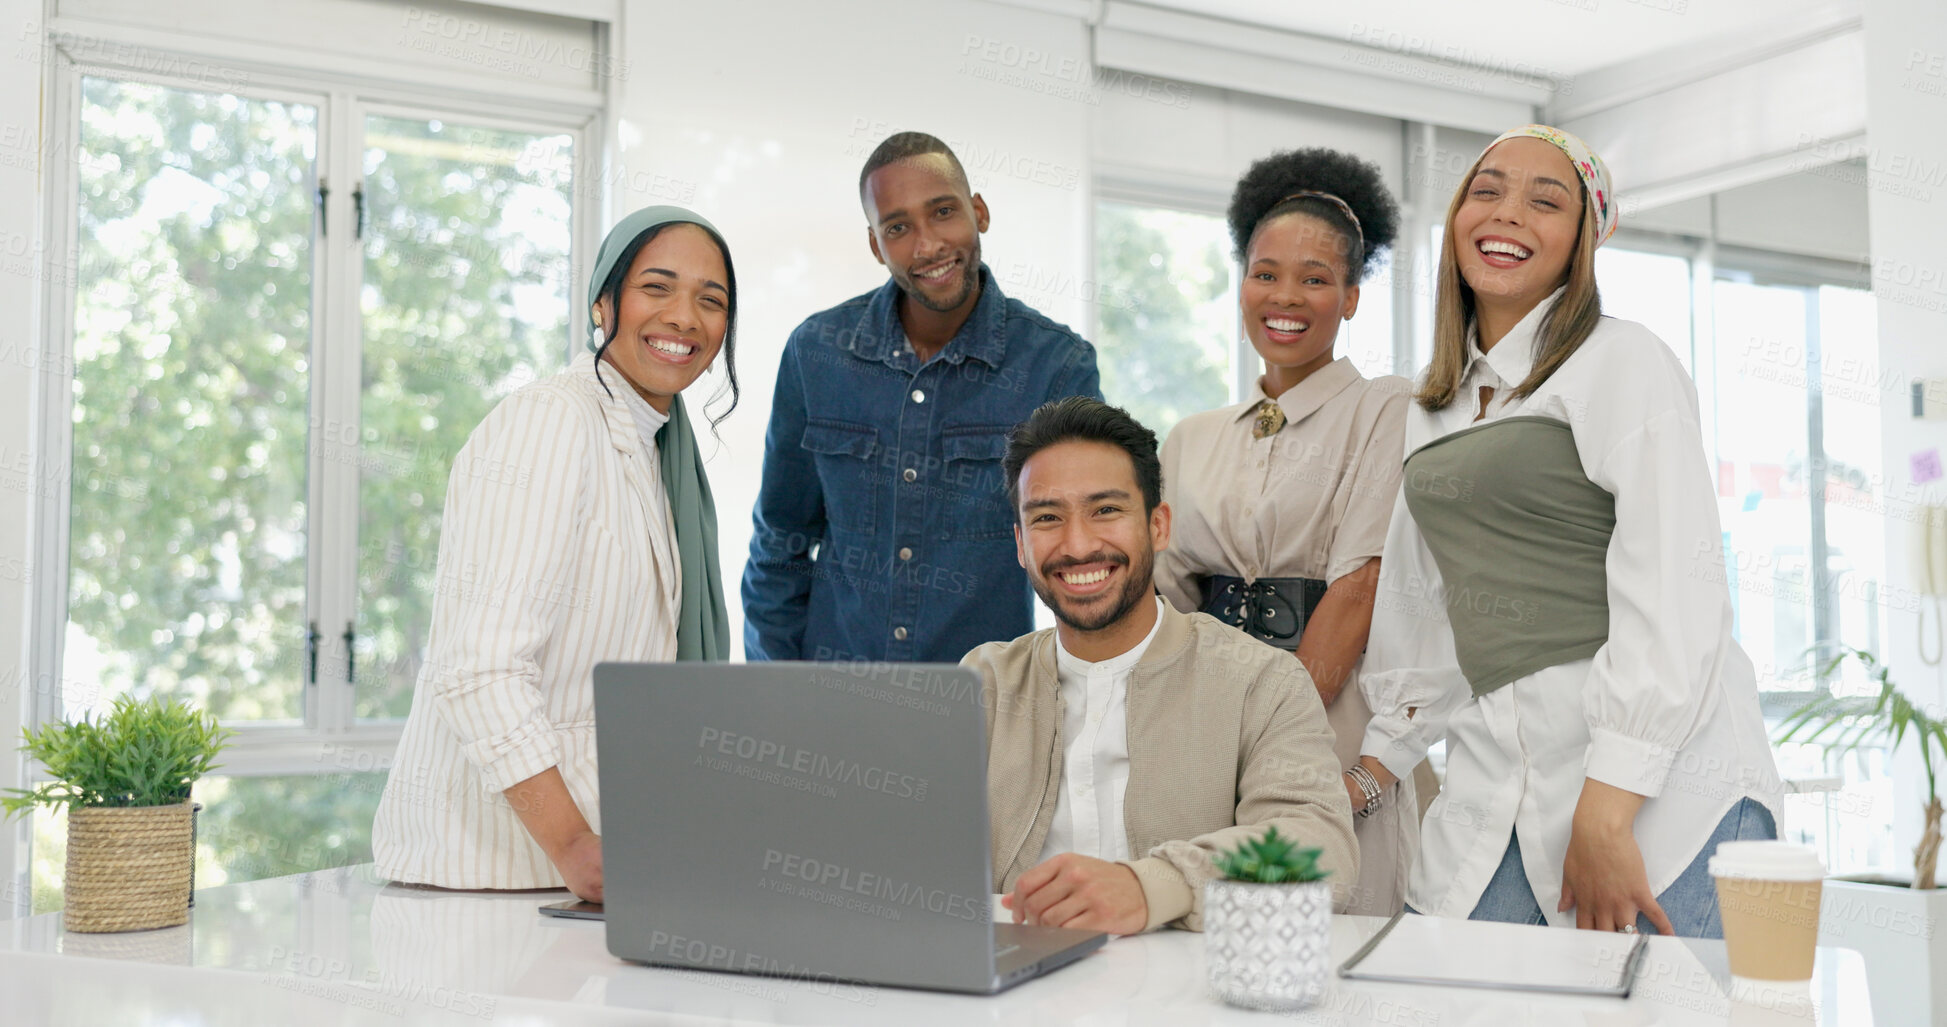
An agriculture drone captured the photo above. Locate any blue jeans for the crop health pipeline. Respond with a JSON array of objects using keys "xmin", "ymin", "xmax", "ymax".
[{"xmin": 1441, "ymin": 797, "xmax": 1776, "ymax": 939}]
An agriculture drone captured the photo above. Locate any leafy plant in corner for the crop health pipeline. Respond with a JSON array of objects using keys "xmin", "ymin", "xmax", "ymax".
[
  {"xmin": 1212, "ymin": 826, "xmax": 1330, "ymax": 885},
  {"xmin": 1778, "ymin": 645, "xmax": 1944, "ymax": 890},
  {"xmin": 1, "ymin": 696, "xmax": 233, "ymax": 817}
]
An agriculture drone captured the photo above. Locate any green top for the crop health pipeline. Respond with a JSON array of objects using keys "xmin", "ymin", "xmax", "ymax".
[{"xmin": 1401, "ymin": 416, "xmax": 1615, "ymax": 697}]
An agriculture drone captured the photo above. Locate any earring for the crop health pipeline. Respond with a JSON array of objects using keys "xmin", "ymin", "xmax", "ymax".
[{"xmin": 592, "ymin": 309, "xmax": 603, "ymax": 327}]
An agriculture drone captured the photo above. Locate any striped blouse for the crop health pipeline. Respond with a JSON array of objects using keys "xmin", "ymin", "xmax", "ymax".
[{"xmin": 372, "ymin": 351, "xmax": 681, "ymax": 889}]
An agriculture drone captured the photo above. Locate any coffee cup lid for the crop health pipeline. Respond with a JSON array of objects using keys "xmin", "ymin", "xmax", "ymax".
[{"xmin": 1708, "ymin": 841, "xmax": 1825, "ymax": 881}]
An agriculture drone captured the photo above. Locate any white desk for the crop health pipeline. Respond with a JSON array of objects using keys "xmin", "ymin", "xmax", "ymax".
[{"xmin": 0, "ymin": 866, "xmax": 1878, "ymax": 1026}]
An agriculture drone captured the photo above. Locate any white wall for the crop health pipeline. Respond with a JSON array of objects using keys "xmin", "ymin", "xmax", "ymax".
[
  {"xmin": 611, "ymin": 0, "xmax": 1094, "ymax": 657},
  {"xmin": 1862, "ymin": 0, "xmax": 1947, "ymax": 865}
]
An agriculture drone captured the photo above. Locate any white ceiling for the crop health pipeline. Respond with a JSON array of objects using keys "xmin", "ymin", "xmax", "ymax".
[{"xmin": 1135, "ymin": 0, "xmax": 1853, "ymax": 77}]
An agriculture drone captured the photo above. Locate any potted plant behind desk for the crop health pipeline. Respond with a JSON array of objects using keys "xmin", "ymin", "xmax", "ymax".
[
  {"xmin": 1777, "ymin": 645, "xmax": 1945, "ymax": 1022},
  {"xmin": 1203, "ymin": 826, "xmax": 1333, "ymax": 1011},
  {"xmin": 2, "ymin": 695, "xmax": 231, "ymax": 932}
]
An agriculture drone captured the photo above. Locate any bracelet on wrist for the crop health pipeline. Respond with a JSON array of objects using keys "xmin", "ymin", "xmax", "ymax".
[{"xmin": 1345, "ymin": 763, "xmax": 1384, "ymax": 819}]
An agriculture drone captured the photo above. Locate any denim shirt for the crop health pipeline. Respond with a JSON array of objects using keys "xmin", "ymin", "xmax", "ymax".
[{"xmin": 742, "ymin": 264, "xmax": 1102, "ymax": 663}]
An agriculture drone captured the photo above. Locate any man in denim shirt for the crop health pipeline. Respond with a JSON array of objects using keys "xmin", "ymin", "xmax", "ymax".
[{"xmin": 743, "ymin": 132, "xmax": 1101, "ymax": 663}]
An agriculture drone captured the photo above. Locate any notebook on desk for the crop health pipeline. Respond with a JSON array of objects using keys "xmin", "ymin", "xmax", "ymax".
[{"xmin": 1338, "ymin": 911, "xmax": 1649, "ymax": 997}]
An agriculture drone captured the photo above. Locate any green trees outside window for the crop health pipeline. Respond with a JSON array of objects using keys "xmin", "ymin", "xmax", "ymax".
[{"xmin": 38, "ymin": 75, "xmax": 574, "ymax": 912}]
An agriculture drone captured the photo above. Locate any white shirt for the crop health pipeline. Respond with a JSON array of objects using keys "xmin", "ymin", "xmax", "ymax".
[
  {"xmin": 373, "ymin": 352, "xmax": 683, "ymax": 889},
  {"xmin": 1038, "ymin": 597, "xmax": 1165, "ymax": 864},
  {"xmin": 1360, "ymin": 292, "xmax": 1783, "ymax": 924}
]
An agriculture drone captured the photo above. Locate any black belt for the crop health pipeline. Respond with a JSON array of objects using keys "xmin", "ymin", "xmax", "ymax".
[{"xmin": 1199, "ymin": 575, "xmax": 1329, "ymax": 651}]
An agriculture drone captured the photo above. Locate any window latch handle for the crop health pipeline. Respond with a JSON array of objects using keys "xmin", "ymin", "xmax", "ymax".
[
  {"xmin": 342, "ymin": 621, "xmax": 356, "ymax": 685},
  {"xmin": 307, "ymin": 621, "xmax": 321, "ymax": 684},
  {"xmin": 316, "ymin": 179, "xmax": 329, "ymax": 239}
]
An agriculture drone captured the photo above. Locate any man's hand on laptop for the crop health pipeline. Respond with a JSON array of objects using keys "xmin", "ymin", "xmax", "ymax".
[{"xmin": 1003, "ymin": 854, "xmax": 1146, "ymax": 935}]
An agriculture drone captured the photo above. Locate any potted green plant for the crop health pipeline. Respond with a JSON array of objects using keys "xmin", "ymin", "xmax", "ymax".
[
  {"xmin": 1778, "ymin": 645, "xmax": 1945, "ymax": 1025},
  {"xmin": 1202, "ymin": 826, "xmax": 1333, "ymax": 1011},
  {"xmin": 2, "ymin": 695, "xmax": 231, "ymax": 933}
]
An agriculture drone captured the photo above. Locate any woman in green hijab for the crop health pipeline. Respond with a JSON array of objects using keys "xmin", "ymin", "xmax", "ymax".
[{"xmin": 373, "ymin": 207, "xmax": 735, "ymax": 902}]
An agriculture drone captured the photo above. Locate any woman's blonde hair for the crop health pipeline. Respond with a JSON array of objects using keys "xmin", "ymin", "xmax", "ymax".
[{"xmin": 1415, "ymin": 148, "xmax": 1603, "ymax": 411}]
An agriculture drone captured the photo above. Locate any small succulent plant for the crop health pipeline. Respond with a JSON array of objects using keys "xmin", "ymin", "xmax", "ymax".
[{"xmin": 1212, "ymin": 826, "xmax": 1330, "ymax": 885}]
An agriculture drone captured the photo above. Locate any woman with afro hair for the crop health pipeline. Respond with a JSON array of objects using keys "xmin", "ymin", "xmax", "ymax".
[{"xmin": 1155, "ymin": 148, "xmax": 1416, "ymax": 915}]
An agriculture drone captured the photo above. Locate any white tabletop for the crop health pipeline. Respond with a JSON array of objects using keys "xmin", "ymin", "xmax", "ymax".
[{"xmin": 0, "ymin": 866, "xmax": 1878, "ymax": 1026}]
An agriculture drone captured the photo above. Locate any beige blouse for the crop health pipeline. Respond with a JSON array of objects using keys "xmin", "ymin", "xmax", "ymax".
[{"xmin": 1156, "ymin": 358, "xmax": 1411, "ymax": 611}]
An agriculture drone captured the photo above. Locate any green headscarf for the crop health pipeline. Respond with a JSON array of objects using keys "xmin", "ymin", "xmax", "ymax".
[{"xmin": 586, "ymin": 206, "xmax": 731, "ymax": 661}]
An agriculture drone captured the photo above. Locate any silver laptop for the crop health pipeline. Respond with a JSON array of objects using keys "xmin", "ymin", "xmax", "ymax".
[{"xmin": 591, "ymin": 660, "xmax": 1106, "ymax": 995}]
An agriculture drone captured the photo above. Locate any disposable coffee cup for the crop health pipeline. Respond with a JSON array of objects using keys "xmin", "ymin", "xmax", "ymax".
[{"xmin": 1708, "ymin": 841, "xmax": 1825, "ymax": 1013}]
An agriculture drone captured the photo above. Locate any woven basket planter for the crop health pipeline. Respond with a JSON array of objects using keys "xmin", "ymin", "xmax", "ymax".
[{"xmin": 64, "ymin": 800, "xmax": 194, "ymax": 933}]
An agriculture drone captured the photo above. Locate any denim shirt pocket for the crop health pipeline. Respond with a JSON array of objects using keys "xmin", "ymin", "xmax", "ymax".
[
  {"xmin": 801, "ymin": 419, "xmax": 880, "ymax": 535},
  {"xmin": 939, "ymin": 424, "xmax": 1014, "ymax": 541}
]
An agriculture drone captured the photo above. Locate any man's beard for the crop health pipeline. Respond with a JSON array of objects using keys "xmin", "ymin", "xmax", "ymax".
[
  {"xmin": 896, "ymin": 240, "xmax": 981, "ymax": 313},
  {"xmin": 1032, "ymin": 545, "xmax": 1154, "ymax": 634}
]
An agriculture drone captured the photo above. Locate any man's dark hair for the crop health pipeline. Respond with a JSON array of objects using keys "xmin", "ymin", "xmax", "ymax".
[
  {"xmin": 858, "ymin": 131, "xmax": 971, "ymax": 200},
  {"xmin": 1003, "ymin": 397, "xmax": 1163, "ymax": 515}
]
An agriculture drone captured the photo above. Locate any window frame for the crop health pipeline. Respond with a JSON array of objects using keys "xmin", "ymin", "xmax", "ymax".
[
  {"xmin": 29, "ymin": 34, "xmax": 604, "ymax": 785},
  {"xmin": 1708, "ymin": 252, "xmax": 1875, "ymax": 717}
]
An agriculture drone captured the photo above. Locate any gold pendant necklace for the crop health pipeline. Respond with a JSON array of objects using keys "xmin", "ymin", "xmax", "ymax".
[{"xmin": 1251, "ymin": 400, "xmax": 1286, "ymax": 440}]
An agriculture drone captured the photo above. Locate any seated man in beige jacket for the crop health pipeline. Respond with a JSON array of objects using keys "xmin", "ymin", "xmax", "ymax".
[{"xmin": 965, "ymin": 396, "xmax": 1358, "ymax": 935}]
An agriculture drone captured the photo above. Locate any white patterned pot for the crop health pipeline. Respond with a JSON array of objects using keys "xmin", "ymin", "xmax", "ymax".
[{"xmin": 1203, "ymin": 878, "xmax": 1332, "ymax": 1011}]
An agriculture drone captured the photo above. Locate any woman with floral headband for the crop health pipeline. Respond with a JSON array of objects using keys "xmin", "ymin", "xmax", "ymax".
[
  {"xmin": 1351, "ymin": 126, "xmax": 1781, "ymax": 938},
  {"xmin": 1156, "ymin": 148, "xmax": 1416, "ymax": 915}
]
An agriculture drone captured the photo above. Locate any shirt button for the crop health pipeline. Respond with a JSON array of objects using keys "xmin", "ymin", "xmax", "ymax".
[
  {"xmin": 899, "ymin": 547, "xmax": 913, "ymax": 561},
  {"xmin": 893, "ymin": 626, "xmax": 909, "ymax": 641},
  {"xmin": 903, "ymin": 468, "xmax": 917, "ymax": 482},
  {"xmin": 911, "ymin": 389, "xmax": 926, "ymax": 403}
]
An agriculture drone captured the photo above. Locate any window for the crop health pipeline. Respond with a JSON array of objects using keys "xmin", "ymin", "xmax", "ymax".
[
  {"xmin": 1719, "ymin": 278, "xmax": 1896, "ymax": 873},
  {"xmin": 1594, "ymin": 247, "xmax": 1693, "ymax": 372},
  {"xmin": 63, "ymin": 78, "xmax": 318, "ymax": 726},
  {"xmin": 1598, "ymin": 238, "xmax": 1892, "ymax": 873},
  {"xmin": 354, "ymin": 113, "xmax": 575, "ymax": 721},
  {"xmin": 1091, "ymin": 200, "xmax": 1237, "ymax": 439},
  {"xmin": 35, "ymin": 55, "xmax": 589, "ymax": 910},
  {"xmin": 1342, "ymin": 266, "xmax": 1394, "ymax": 382},
  {"xmin": 1707, "ymin": 277, "xmax": 1885, "ymax": 692}
]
